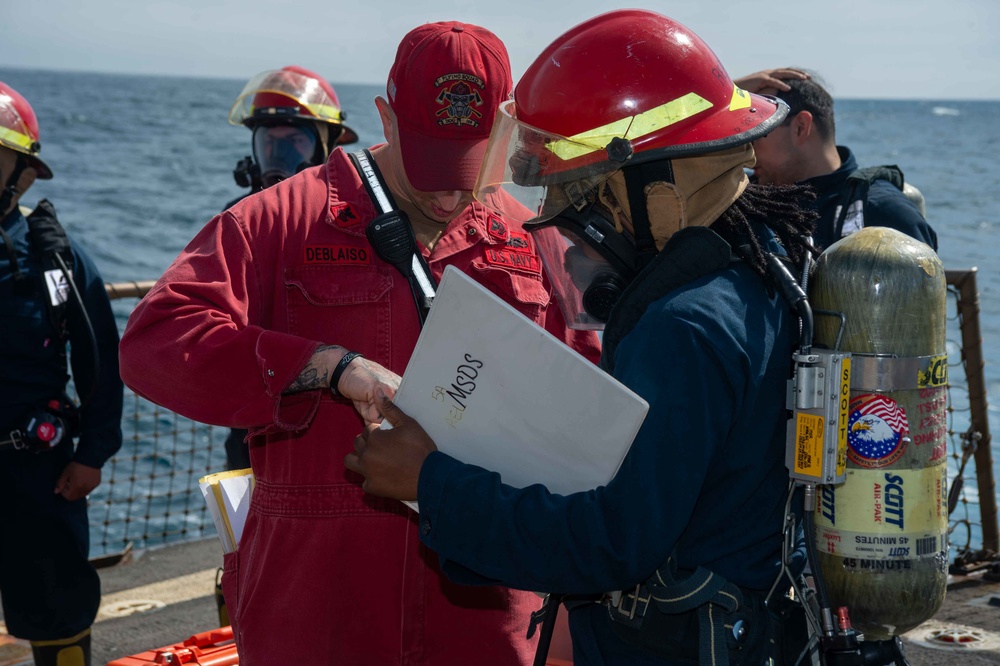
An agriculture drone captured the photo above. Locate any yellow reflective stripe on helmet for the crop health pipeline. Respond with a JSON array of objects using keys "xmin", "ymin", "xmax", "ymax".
[
  {"xmin": 730, "ymin": 86, "xmax": 752, "ymax": 111},
  {"xmin": 0, "ymin": 126, "xmax": 34, "ymax": 152},
  {"xmin": 546, "ymin": 92, "xmax": 713, "ymax": 161},
  {"xmin": 304, "ymin": 102, "xmax": 344, "ymax": 123}
]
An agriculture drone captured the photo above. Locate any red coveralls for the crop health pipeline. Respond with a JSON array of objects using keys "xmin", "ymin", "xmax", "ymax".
[{"xmin": 119, "ymin": 147, "xmax": 600, "ymax": 665}]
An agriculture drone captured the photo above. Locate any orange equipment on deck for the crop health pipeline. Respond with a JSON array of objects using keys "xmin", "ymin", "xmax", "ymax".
[{"xmin": 106, "ymin": 626, "xmax": 238, "ymax": 666}]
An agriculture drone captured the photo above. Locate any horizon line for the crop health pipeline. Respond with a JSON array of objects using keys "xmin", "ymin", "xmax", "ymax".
[{"xmin": 2, "ymin": 64, "xmax": 998, "ymax": 104}]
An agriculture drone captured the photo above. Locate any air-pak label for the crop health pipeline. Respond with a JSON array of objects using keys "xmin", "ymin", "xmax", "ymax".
[
  {"xmin": 794, "ymin": 413, "xmax": 824, "ymax": 479},
  {"xmin": 836, "ymin": 358, "xmax": 851, "ymax": 477},
  {"xmin": 814, "ymin": 466, "xmax": 947, "ymax": 560},
  {"xmin": 304, "ymin": 245, "xmax": 371, "ymax": 265},
  {"xmin": 483, "ymin": 247, "xmax": 541, "ymax": 275},
  {"xmin": 915, "ymin": 387, "xmax": 948, "ymax": 462}
]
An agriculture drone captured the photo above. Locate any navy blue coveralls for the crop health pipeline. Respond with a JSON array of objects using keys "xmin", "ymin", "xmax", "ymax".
[
  {"xmin": 0, "ymin": 205, "xmax": 123, "ymax": 640},
  {"xmin": 414, "ymin": 222, "xmax": 799, "ymax": 664},
  {"xmin": 807, "ymin": 146, "xmax": 938, "ymax": 252}
]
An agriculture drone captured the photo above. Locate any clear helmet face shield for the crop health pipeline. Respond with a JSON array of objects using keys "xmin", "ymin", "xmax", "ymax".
[
  {"xmin": 474, "ymin": 100, "xmax": 636, "ymax": 330},
  {"xmin": 228, "ymin": 69, "xmax": 346, "ymax": 126},
  {"xmin": 473, "ymin": 100, "xmax": 627, "ymax": 224}
]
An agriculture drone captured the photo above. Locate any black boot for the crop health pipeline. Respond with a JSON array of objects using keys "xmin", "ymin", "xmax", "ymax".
[{"xmin": 30, "ymin": 627, "xmax": 91, "ymax": 666}]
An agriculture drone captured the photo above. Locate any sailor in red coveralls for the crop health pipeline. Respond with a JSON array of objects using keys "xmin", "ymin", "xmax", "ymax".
[{"xmin": 120, "ymin": 20, "xmax": 599, "ymax": 665}]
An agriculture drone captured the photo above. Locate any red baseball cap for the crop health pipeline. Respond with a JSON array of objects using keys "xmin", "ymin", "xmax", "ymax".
[{"xmin": 387, "ymin": 22, "xmax": 512, "ymax": 192}]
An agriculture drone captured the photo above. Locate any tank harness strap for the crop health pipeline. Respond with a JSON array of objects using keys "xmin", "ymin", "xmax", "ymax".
[
  {"xmin": 600, "ymin": 226, "xmax": 733, "ymax": 374},
  {"xmin": 26, "ymin": 199, "xmax": 76, "ymax": 337},
  {"xmin": 832, "ymin": 164, "xmax": 906, "ymax": 240},
  {"xmin": 607, "ymin": 555, "xmax": 745, "ymax": 666}
]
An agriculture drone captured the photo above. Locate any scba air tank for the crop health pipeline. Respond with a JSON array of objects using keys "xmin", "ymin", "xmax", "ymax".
[{"xmin": 810, "ymin": 227, "xmax": 948, "ymax": 639}]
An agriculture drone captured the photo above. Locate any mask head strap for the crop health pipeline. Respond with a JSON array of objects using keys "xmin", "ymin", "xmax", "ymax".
[{"xmin": 623, "ymin": 159, "xmax": 674, "ymax": 271}]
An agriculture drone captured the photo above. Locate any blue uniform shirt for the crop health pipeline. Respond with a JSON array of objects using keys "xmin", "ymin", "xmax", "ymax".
[
  {"xmin": 807, "ymin": 146, "xmax": 937, "ymax": 252},
  {"xmin": 416, "ymin": 229, "xmax": 796, "ymax": 664},
  {"xmin": 0, "ymin": 206, "xmax": 123, "ymax": 467}
]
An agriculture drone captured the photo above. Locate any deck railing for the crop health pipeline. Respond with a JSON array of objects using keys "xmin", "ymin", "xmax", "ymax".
[
  {"xmin": 91, "ymin": 280, "xmax": 227, "ymax": 563},
  {"xmin": 90, "ymin": 271, "xmax": 999, "ymax": 570}
]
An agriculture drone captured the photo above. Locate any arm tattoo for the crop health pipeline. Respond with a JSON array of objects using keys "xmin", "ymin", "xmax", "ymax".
[{"xmin": 284, "ymin": 345, "xmax": 345, "ymax": 394}]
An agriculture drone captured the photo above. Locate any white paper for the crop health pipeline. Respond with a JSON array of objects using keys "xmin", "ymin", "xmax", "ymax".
[
  {"xmin": 198, "ymin": 478, "xmax": 234, "ymax": 553},
  {"xmin": 198, "ymin": 469, "xmax": 254, "ymax": 553},
  {"xmin": 218, "ymin": 473, "xmax": 254, "ymax": 546},
  {"xmin": 390, "ymin": 266, "xmax": 649, "ymax": 512}
]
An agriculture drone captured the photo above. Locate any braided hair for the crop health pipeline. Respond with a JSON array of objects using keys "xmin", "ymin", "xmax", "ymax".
[{"xmin": 710, "ymin": 183, "xmax": 819, "ymax": 276}]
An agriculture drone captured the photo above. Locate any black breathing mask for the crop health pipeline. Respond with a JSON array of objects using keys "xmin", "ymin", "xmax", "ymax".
[
  {"xmin": 530, "ymin": 197, "xmax": 638, "ymax": 330},
  {"xmin": 234, "ymin": 123, "xmax": 323, "ymax": 191}
]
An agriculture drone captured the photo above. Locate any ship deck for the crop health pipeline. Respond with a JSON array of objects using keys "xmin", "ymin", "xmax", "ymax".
[{"xmin": 3, "ymin": 538, "xmax": 1000, "ymax": 664}]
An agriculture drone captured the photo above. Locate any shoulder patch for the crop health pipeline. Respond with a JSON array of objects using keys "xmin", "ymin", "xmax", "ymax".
[
  {"xmin": 483, "ymin": 247, "xmax": 542, "ymax": 276},
  {"xmin": 487, "ymin": 216, "xmax": 509, "ymax": 242},
  {"xmin": 506, "ymin": 231, "xmax": 533, "ymax": 254},
  {"xmin": 331, "ymin": 202, "xmax": 361, "ymax": 228}
]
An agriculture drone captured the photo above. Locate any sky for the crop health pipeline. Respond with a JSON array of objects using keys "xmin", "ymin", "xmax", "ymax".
[{"xmin": 2, "ymin": 0, "xmax": 998, "ymax": 100}]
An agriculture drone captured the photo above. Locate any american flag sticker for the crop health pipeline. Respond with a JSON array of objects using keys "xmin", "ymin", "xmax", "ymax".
[{"xmin": 847, "ymin": 393, "xmax": 910, "ymax": 468}]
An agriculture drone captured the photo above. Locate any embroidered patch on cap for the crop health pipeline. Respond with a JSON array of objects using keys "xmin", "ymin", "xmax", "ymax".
[
  {"xmin": 483, "ymin": 247, "xmax": 541, "ymax": 276},
  {"xmin": 435, "ymin": 74, "xmax": 485, "ymax": 127},
  {"xmin": 330, "ymin": 202, "xmax": 361, "ymax": 228},
  {"xmin": 304, "ymin": 245, "xmax": 372, "ymax": 265}
]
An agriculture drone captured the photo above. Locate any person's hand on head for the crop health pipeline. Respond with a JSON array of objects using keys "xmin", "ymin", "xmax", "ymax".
[
  {"xmin": 344, "ymin": 388, "xmax": 437, "ymax": 500},
  {"xmin": 734, "ymin": 68, "xmax": 809, "ymax": 94}
]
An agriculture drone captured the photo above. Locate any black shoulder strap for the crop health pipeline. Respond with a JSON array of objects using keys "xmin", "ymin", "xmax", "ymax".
[
  {"xmin": 851, "ymin": 164, "xmax": 905, "ymax": 191},
  {"xmin": 26, "ymin": 199, "xmax": 101, "ymax": 407},
  {"xmin": 600, "ymin": 227, "xmax": 734, "ymax": 374},
  {"xmin": 347, "ymin": 149, "xmax": 438, "ymax": 326},
  {"xmin": 833, "ymin": 164, "xmax": 906, "ymax": 239},
  {"xmin": 26, "ymin": 199, "xmax": 76, "ymax": 337}
]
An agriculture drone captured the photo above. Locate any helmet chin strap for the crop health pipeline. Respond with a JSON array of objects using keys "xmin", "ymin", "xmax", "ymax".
[
  {"xmin": 0, "ymin": 153, "xmax": 28, "ymax": 218},
  {"xmin": 313, "ymin": 123, "xmax": 332, "ymax": 165},
  {"xmin": 622, "ymin": 159, "xmax": 675, "ymax": 271},
  {"xmin": 0, "ymin": 154, "xmax": 30, "ymax": 291}
]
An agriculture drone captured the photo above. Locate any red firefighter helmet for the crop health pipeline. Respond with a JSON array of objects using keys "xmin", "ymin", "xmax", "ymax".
[
  {"xmin": 228, "ymin": 65, "xmax": 358, "ymax": 145},
  {"xmin": 474, "ymin": 9, "xmax": 786, "ymax": 217},
  {"xmin": 0, "ymin": 81, "xmax": 53, "ymax": 179}
]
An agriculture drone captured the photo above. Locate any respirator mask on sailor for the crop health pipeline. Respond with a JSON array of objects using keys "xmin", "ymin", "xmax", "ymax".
[
  {"xmin": 529, "ymin": 185, "xmax": 640, "ymax": 329},
  {"xmin": 252, "ymin": 123, "xmax": 322, "ymax": 188}
]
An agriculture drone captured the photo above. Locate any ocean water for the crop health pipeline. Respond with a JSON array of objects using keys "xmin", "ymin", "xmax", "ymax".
[{"xmin": 2, "ymin": 68, "xmax": 998, "ymax": 555}]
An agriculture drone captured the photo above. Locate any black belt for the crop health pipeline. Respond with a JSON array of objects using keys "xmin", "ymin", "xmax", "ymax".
[{"xmin": 0, "ymin": 429, "xmax": 30, "ymax": 452}]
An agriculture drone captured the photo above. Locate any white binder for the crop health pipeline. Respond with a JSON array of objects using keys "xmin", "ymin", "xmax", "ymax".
[{"xmin": 390, "ymin": 265, "xmax": 649, "ymax": 510}]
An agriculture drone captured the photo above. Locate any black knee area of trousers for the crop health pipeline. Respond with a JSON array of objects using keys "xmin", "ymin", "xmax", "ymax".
[{"xmin": 0, "ymin": 444, "xmax": 100, "ymax": 639}]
